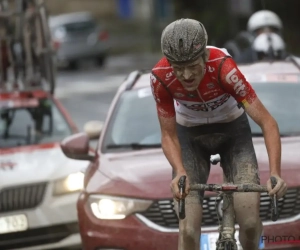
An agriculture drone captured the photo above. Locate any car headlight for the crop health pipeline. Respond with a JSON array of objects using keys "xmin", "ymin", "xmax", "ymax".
[
  {"xmin": 53, "ymin": 172, "xmax": 84, "ymax": 196},
  {"xmin": 88, "ymin": 195, "xmax": 152, "ymax": 220}
]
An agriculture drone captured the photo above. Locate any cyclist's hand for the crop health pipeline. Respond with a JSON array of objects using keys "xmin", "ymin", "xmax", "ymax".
[
  {"xmin": 267, "ymin": 175, "xmax": 287, "ymax": 199},
  {"xmin": 170, "ymin": 171, "xmax": 190, "ymax": 201}
]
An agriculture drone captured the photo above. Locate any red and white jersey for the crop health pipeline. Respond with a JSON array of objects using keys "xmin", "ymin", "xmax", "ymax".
[{"xmin": 150, "ymin": 46, "xmax": 257, "ymax": 126}]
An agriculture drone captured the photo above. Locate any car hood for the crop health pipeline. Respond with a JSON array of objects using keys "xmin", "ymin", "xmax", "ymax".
[
  {"xmin": 87, "ymin": 137, "xmax": 300, "ymax": 199},
  {"xmin": 86, "ymin": 149, "xmax": 172, "ymax": 198},
  {"xmin": 0, "ymin": 143, "xmax": 89, "ymax": 187}
]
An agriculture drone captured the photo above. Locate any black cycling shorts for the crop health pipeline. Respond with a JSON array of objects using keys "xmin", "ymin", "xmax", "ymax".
[{"xmin": 174, "ymin": 112, "xmax": 260, "ymax": 203}]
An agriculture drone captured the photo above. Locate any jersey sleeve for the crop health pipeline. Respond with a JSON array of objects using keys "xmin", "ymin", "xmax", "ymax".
[
  {"xmin": 218, "ymin": 57, "xmax": 257, "ymax": 107},
  {"xmin": 150, "ymin": 73, "xmax": 175, "ymax": 118}
]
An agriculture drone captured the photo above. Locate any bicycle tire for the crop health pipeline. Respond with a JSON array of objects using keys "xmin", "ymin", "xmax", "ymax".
[
  {"xmin": 216, "ymin": 240, "xmax": 238, "ymax": 250},
  {"xmin": 41, "ymin": 2, "xmax": 56, "ymax": 94},
  {"xmin": 0, "ymin": 0, "xmax": 11, "ymax": 83},
  {"xmin": 42, "ymin": 51, "xmax": 56, "ymax": 94},
  {"xmin": 35, "ymin": 1, "xmax": 56, "ymax": 94},
  {"xmin": 13, "ymin": 0, "xmax": 25, "ymax": 70},
  {"xmin": 19, "ymin": 0, "xmax": 36, "ymax": 83},
  {"xmin": 225, "ymin": 241, "xmax": 237, "ymax": 250}
]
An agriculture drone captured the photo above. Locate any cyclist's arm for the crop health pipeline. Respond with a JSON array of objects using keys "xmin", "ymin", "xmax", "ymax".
[
  {"xmin": 150, "ymin": 74, "xmax": 186, "ymax": 175},
  {"xmin": 219, "ymin": 58, "xmax": 281, "ymax": 177},
  {"xmin": 244, "ymin": 99, "xmax": 281, "ymax": 176}
]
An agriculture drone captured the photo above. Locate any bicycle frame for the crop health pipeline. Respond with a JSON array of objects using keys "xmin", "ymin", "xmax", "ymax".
[
  {"xmin": 178, "ymin": 176, "xmax": 279, "ymax": 250},
  {"xmin": 0, "ymin": 0, "xmax": 55, "ymax": 93}
]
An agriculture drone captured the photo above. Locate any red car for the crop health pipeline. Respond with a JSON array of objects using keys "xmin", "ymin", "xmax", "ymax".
[{"xmin": 61, "ymin": 61, "xmax": 300, "ymax": 250}]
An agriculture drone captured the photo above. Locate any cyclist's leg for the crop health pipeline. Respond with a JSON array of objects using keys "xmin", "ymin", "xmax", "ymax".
[
  {"xmin": 173, "ymin": 123, "xmax": 211, "ymax": 250},
  {"xmin": 220, "ymin": 112, "xmax": 262, "ymax": 250}
]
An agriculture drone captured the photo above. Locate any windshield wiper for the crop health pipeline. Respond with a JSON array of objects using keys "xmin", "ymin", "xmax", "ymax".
[
  {"xmin": 278, "ymin": 133, "xmax": 300, "ymax": 137},
  {"xmin": 106, "ymin": 143, "xmax": 161, "ymax": 150},
  {"xmin": 251, "ymin": 133, "xmax": 264, "ymax": 137},
  {"xmin": 252, "ymin": 132, "xmax": 299, "ymax": 137}
]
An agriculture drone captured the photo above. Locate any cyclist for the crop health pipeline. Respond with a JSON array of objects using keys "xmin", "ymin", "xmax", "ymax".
[
  {"xmin": 236, "ymin": 31, "xmax": 300, "ymax": 64},
  {"xmin": 224, "ymin": 9, "xmax": 284, "ymax": 63},
  {"xmin": 235, "ymin": 10, "xmax": 285, "ymax": 63},
  {"xmin": 236, "ymin": 32, "xmax": 287, "ymax": 63},
  {"xmin": 247, "ymin": 10, "xmax": 283, "ymax": 37},
  {"xmin": 150, "ymin": 18, "xmax": 287, "ymax": 250},
  {"xmin": 252, "ymin": 32, "xmax": 287, "ymax": 61}
]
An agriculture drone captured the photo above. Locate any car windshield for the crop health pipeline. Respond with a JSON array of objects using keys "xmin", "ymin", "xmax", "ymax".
[
  {"xmin": 63, "ymin": 20, "xmax": 96, "ymax": 33},
  {"xmin": 248, "ymin": 82, "xmax": 300, "ymax": 136},
  {"xmin": 102, "ymin": 88, "xmax": 161, "ymax": 153},
  {"xmin": 102, "ymin": 82, "xmax": 300, "ymax": 152},
  {"xmin": 0, "ymin": 98, "xmax": 73, "ymax": 148}
]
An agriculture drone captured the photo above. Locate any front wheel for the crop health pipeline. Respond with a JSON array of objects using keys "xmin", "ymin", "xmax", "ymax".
[
  {"xmin": 225, "ymin": 240, "xmax": 237, "ymax": 250},
  {"xmin": 217, "ymin": 240, "xmax": 237, "ymax": 250}
]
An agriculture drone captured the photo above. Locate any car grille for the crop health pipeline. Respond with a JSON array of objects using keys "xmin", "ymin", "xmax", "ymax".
[
  {"xmin": 0, "ymin": 222, "xmax": 79, "ymax": 249},
  {"xmin": 140, "ymin": 187, "xmax": 300, "ymax": 229},
  {"xmin": 0, "ymin": 182, "xmax": 47, "ymax": 213}
]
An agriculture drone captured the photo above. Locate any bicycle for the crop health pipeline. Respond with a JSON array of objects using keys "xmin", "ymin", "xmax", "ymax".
[
  {"xmin": 0, "ymin": 0, "xmax": 56, "ymax": 94},
  {"xmin": 178, "ymin": 156, "xmax": 279, "ymax": 250}
]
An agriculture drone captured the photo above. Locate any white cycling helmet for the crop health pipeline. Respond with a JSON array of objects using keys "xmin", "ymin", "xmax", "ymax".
[
  {"xmin": 252, "ymin": 32, "xmax": 286, "ymax": 59},
  {"xmin": 247, "ymin": 10, "xmax": 283, "ymax": 33}
]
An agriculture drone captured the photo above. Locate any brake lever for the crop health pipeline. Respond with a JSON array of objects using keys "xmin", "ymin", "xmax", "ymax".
[
  {"xmin": 270, "ymin": 176, "xmax": 278, "ymax": 221},
  {"xmin": 178, "ymin": 175, "xmax": 186, "ymax": 220}
]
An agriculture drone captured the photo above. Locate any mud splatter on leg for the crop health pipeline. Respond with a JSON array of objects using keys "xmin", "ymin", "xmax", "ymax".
[{"xmin": 174, "ymin": 195, "xmax": 202, "ymax": 250}]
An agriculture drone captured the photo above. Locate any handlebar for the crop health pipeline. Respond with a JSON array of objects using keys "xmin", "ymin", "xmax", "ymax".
[
  {"xmin": 178, "ymin": 175, "xmax": 279, "ymax": 221},
  {"xmin": 178, "ymin": 175, "xmax": 186, "ymax": 219},
  {"xmin": 270, "ymin": 176, "xmax": 278, "ymax": 221}
]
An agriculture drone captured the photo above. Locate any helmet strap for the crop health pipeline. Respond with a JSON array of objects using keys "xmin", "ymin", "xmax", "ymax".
[{"xmin": 203, "ymin": 49, "xmax": 210, "ymax": 62}]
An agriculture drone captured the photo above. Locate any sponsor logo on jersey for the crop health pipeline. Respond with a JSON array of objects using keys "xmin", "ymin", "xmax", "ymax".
[
  {"xmin": 208, "ymin": 66, "xmax": 215, "ymax": 72},
  {"xmin": 225, "ymin": 68, "xmax": 247, "ymax": 97},
  {"xmin": 150, "ymin": 73, "xmax": 157, "ymax": 84},
  {"xmin": 207, "ymin": 82, "xmax": 215, "ymax": 89},
  {"xmin": 174, "ymin": 92, "xmax": 185, "ymax": 98},
  {"xmin": 165, "ymin": 72, "xmax": 173, "ymax": 81},
  {"xmin": 187, "ymin": 93, "xmax": 197, "ymax": 98},
  {"xmin": 181, "ymin": 94, "xmax": 230, "ymax": 112}
]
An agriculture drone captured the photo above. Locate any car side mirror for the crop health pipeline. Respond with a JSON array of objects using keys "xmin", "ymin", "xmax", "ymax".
[
  {"xmin": 60, "ymin": 132, "xmax": 95, "ymax": 161},
  {"xmin": 83, "ymin": 120, "xmax": 104, "ymax": 140}
]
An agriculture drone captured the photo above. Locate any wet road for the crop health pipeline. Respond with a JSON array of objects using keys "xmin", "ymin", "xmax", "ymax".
[{"xmin": 55, "ymin": 53, "xmax": 160, "ymax": 130}]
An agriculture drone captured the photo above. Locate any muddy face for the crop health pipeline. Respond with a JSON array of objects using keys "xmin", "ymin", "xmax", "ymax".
[{"xmin": 171, "ymin": 56, "xmax": 206, "ymax": 91}]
